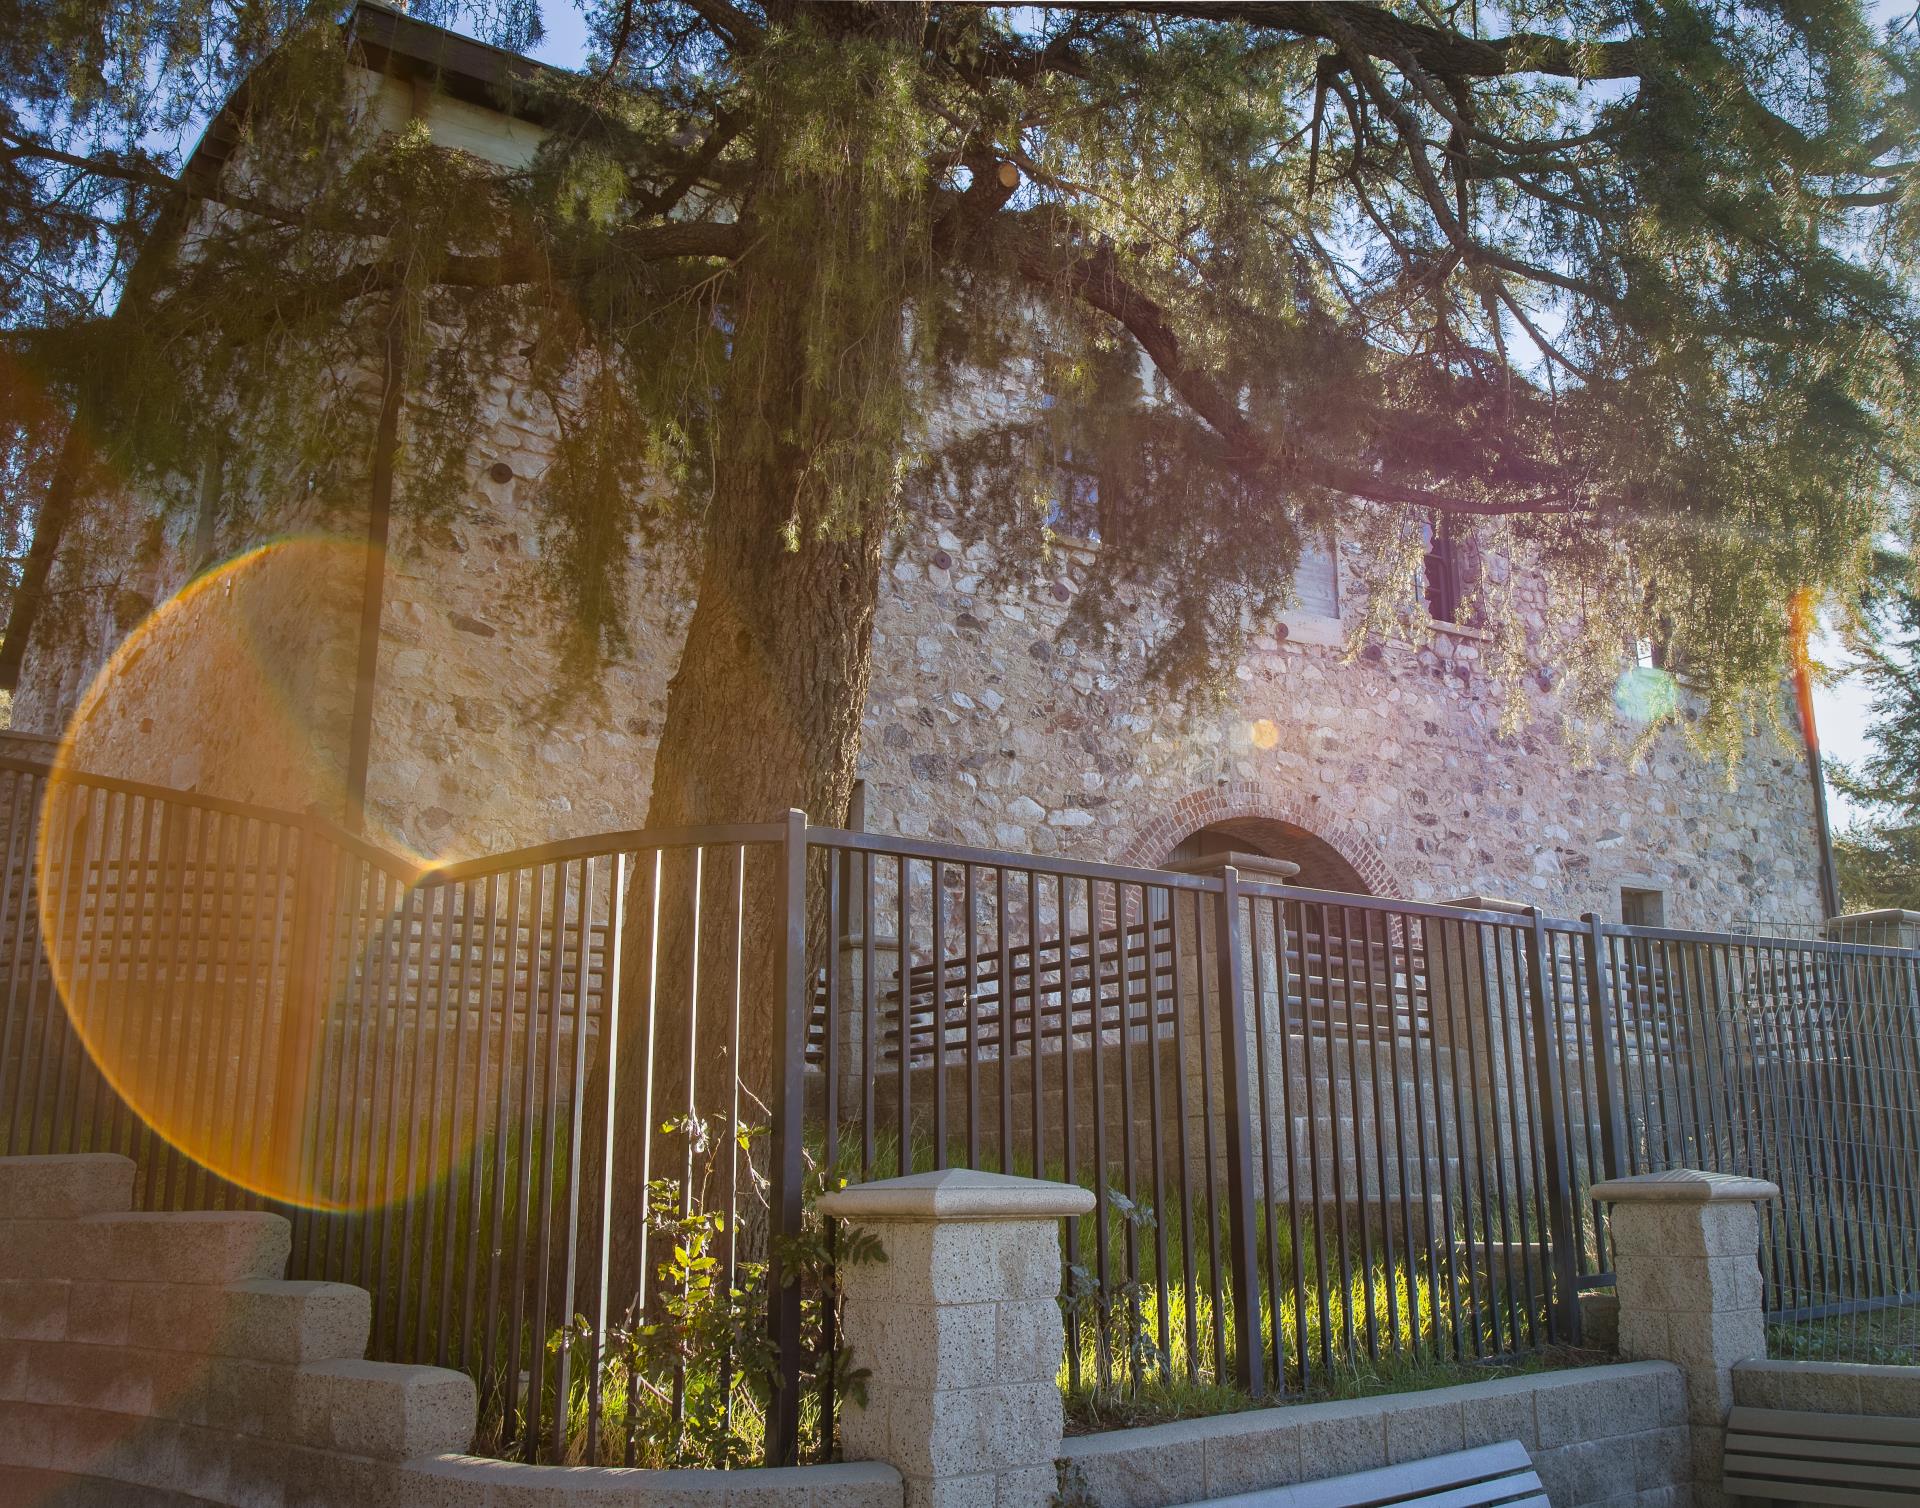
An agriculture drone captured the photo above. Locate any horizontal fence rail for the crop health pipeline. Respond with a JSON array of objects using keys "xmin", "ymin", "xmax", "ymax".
[{"xmin": 2, "ymin": 756, "xmax": 1917, "ymax": 1462}]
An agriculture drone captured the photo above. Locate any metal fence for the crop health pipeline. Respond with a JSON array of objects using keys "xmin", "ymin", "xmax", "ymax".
[{"xmin": 2, "ymin": 756, "xmax": 1918, "ymax": 1465}]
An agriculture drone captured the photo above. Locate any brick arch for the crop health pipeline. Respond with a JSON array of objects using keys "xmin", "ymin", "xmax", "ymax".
[{"xmin": 1118, "ymin": 780, "xmax": 1399, "ymax": 897}]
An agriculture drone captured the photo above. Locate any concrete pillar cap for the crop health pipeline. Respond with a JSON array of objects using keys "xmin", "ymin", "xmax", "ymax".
[
  {"xmin": 1589, "ymin": 1168, "xmax": 1779, "ymax": 1204},
  {"xmin": 816, "ymin": 1168, "xmax": 1095, "ymax": 1223},
  {"xmin": 1160, "ymin": 851, "xmax": 1301, "ymax": 883},
  {"xmin": 1438, "ymin": 894, "xmax": 1533, "ymax": 916}
]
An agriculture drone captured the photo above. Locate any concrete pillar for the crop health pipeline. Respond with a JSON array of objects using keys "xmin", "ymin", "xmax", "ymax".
[
  {"xmin": 1825, "ymin": 908, "xmax": 1920, "ymax": 948},
  {"xmin": 1591, "ymin": 1167, "xmax": 1778, "ymax": 1508},
  {"xmin": 818, "ymin": 1167, "xmax": 1094, "ymax": 1508}
]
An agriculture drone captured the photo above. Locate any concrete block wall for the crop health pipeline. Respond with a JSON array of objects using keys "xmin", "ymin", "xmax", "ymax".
[
  {"xmin": 1726, "ymin": 1361, "xmax": 1920, "ymax": 1508},
  {"xmin": 1733, "ymin": 1357, "xmax": 1920, "ymax": 1419},
  {"xmin": 0, "ymin": 1153, "xmax": 901, "ymax": 1507},
  {"xmin": 1055, "ymin": 1360, "xmax": 1692, "ymax": 1508}
]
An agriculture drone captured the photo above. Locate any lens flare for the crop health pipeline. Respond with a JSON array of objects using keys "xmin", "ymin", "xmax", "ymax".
[
  {"xmin": 1249, "ymin": 718, "xmax": 1279, "ymax": 750},
  {"xmin": 1613, "ymin": 665, "xmax": 1678, "ymax": 723},
  {"xmin": 40, "ymin": 536, "xmax": 436, "ymax": 1208}
]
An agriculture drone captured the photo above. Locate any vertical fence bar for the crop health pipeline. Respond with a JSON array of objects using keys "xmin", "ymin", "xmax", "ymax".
[
  {"xmin": 1524, "ymin": 909, "xmax": 1580, "ymax": 1343},
  {"xmin": 764, "ymin": 809, "xmax": 808, "ymax": 1468},
  {"xmin": 1212, "ymin": 866, "xmax": 1262, "ymax": 1396},
  {"xmin": 1582, "ymin": 915, "xmax": 1626, "ymax": 1201}
]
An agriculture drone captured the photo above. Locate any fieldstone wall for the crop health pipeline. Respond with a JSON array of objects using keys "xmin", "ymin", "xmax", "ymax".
[
  {"xmin": 11, "ymin": 449, "xmax": 1830, "ymax": 932},
  {"xmin": 1, "ymin": 48, "xmax": 1829, "ymax": 924},
  {"xmin": 1055, "ymin": 1359, "xmax": 1692, "ymax": 1508}
]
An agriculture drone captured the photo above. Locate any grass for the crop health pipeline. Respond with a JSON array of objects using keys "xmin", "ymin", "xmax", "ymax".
[
  {"xmin": 17, "ymin": 1103, "xmax": 1607, "ymax": 1468},
  {"xmin": 1063, "ymin": 1345, "xmax": 1608, "ymax": 1434},
  {"xmin": 1769, "ymin": 1304, "xmax": 1920, "ymax": 1366}
]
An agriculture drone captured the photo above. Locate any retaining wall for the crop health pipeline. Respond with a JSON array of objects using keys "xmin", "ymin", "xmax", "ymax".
[
  {"xmin": 0, "ymin": 1153, "xmax": 899, "ymax": 1507},
  {"xmin": 1732, "ymin": 1356, "xmax": 1920, "ymax": 1419},
  {"xmin": 1055, "ymin": 1360, "xmax": 1691, "ymax": 1508}
]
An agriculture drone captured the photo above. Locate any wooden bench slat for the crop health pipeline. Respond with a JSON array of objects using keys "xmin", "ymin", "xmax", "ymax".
[
  {"xmin": 1726, "ymin": 1407, "xmax": 1920, "ymax": 1507},
  {"xmin": 1727, "ymin": 1407, "xmax": 1920, "ymax": 1446},
  {"xmin": 1186, "ymin": 1441, "xmax": 1543, "ymax": 1508},
  {"xmin": 1729, "ymin": 1435, "xmax": 1920, "ymax": 1469},
  {"xmin": 1725, "ymin": 1475, "xmax": 1917, "ymax": 1508},
  {"xmin": 1728, "ymin": 1451, "xmax": 1920, "ymax": 1489}
]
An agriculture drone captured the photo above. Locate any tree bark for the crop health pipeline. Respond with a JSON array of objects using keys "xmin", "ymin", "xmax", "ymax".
[
  {"xmin": 575, "ymin": 38, "xmax": 918, "ymax": 1377},
  {"xmin": 0, "ymin": 427, "xmax": 84, "ymax": 693}
]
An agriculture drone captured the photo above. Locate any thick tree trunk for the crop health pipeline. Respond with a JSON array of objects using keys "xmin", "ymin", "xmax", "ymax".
[
  {"xmin": 576, "ymin": 182, "xmax": 905, "ymax": 1396},
  {"xmin": 565, "ymin": 16, "xmax": 927, "ymax": 1452},
  {"xmin": 0, "ymin": 427, "xmax": 84, "ymax": 693}
]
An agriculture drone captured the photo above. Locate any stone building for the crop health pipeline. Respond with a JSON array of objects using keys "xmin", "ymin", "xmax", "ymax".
[{"xmin": 8, "ymin": 2, "xmax": 1831, "ymax": 936}]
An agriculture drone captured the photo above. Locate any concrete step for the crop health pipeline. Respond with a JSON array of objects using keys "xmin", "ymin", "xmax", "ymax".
[
  {"xmin": 0, "ymin": 1211, "xmax": 290, "ymax": 1286},
  {"xmin": 0, "ymin": 1154, "xmax": 134, "ymax": 1218}
]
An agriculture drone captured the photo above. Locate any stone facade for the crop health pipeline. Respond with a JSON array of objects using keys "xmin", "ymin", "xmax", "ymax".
[
  {"xmin": 11, "ymin": 416, "xmax": 1832, "ymax": 935},
  {"xmin": 5, "ymin": 48, "xmax": 1830, "ymax": 936}
]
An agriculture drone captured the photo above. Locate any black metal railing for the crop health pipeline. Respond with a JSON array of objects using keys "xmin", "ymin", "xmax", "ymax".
[{"xmin": 2, "ymin": 755, "xmax": 1918, "ymax": 1464}]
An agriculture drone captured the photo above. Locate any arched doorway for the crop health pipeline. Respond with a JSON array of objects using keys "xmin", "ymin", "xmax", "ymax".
[{"xmin": 1165, "ymin": 817, "xmax": 1371, "ymax": 894}]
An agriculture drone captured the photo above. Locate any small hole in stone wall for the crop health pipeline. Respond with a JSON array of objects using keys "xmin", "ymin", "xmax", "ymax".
[{"xmin": 488, "ymin": 461, "xmax": 514, "ymax": 485}]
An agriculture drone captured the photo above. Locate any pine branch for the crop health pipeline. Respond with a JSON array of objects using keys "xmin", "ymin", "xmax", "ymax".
[{"xmin": 1014, "ymin": 232, "xmax": 1594, "ymax": 518}]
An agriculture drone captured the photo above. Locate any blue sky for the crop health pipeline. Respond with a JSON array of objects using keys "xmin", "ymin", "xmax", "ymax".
[{"xmin": 517, "ymin": 3, "xmax": 1876, "ymax": 820}]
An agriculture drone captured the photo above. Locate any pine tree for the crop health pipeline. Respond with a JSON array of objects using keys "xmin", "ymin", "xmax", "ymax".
[
  {"xmin": 1833, "ymin": 542, "xmax": 1920, "ymax": 910},
  {"xmin": 11, "ymin": 1, "xmax": 1920, "ymax": 1306}
]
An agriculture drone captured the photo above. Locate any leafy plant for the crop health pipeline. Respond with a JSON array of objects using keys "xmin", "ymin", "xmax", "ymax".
[{"xmin": 546, "ymin": 1116, "xmax": 883, "ymax": 1467}]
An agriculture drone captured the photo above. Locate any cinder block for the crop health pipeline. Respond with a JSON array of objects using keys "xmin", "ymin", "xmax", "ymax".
[
  {"xmin": 20, "ymin": 1338, "xmax": 155, "ymax": 1416},
  {"xmin": 885, "ymin": 1224, "xmax": 1059, "ymax": 1307},
  {"xmin": 197, "ymin": 1355, "xmax": 303, "ymax": 1439},
  {"xmin": 990, "ymin": 1463, "xmax": 1055, "ymax": 1506},
  {"xmin": 806, "ymin": 1462, "xmax": 907, "ymax": 1508},
  {"xmin": 278, "ymin": 1442, "xmax": 408, "ymax": 1508},
  {"xmin": 813, "ymin": 1462, "xmax": 907, "ymax": 1508},
  {"xmin": 88, "ymin": 1212, "xmax": 291, "ymax": 1285},
  {"xmin": 0, "ymin": 1219, "xmax": 104, "ymax": 1281},
  {"xmin": 843, "ymin": 1299, "xmax": 1000, "ymax": 1393},
  {"xmin": 1616, "ymin": 1310, "xmax": 1668, "ymax": 1361},
  {"xmin": 900, "ymin": 1474, "xmax": 995, "ymax": 1508},
  {"xmin": 292, "ymin": 1358, "xmax": 476, "ymax": 1460},
  {"xmin": 1291, "ymin": 1397, "xmax": 1388, "ymax": 1481},
  {"xmin": 1198, "ymin": 1413, "xmax": 1305, "ymax": 1499},
  {"xmin": 1059, "ymin": 1423, "xmax": 1208, "ymax": 1507},
  {"xmin": 0, "ymin": 1279, "xmax": 69, "ymax": 1342},
  {"xmin": 994, "ymin": 1300, "xmax": 1062, "ymax": 1384},
  {"xmin": 218, "ymin": 1281, "xmax": 372, "ymax": 1365},
  {"xmin": 1635, "ymin": 1425, "xmax": 1690, "ymax": 1492},
  {"xmin": 1535, "ymin": 1438, "xmax": 1637, "ymax": 1506},
  {"xmin": 979, "ymin": 1382, "xmax": 1062, "ymax": 1473},
  {"xmin": 1731, "ymin": 1358, "xmax": 1861, "ymax": 1414},
  {"xmin": 1850, "ymin": 1364, "xmax": 1920, "ymax": 1418},
  {"xmin": 1384, "ymin": 1394, "xmax": 1467, "ymax": 1465},
  {"xmin": 1580, "ymin": 1291, "xmax": 1620, "ymax": 1352},
  {"xmin": 0, "ymin": 1398, "xmax": 56, "ymax": 1468},
  {"xmin": 65, "ymin": 1281, "xmax": 133, "ymax": 1346},
  {"xmin": 0, "ymin": 1155, "xmax": 134, "ymax": 1219},
  {"xmin": 1534, "ymin": 1369, "xmax": 1654, "ymax": 1450},
  {"xmin": 1458, "ymin": 1375, "xmax": 1541, "ymax": 1450}
]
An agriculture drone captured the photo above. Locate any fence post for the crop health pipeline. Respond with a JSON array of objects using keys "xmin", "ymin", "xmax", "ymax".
[
  {"xmin": 1582, "ymin": 913, "xmax": 1627, "ymax": 1186},
  {"xmin": 1524, "ymin": 907, "xmax": 1581, "ymax": 1344},
  {"xmin": 1212, "ymin": 864, "xmax": 1264, "ymax": 1396},
  {"xmin": 765, "ymin": 807, "xmax": 809, "ymax": 1467}
]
